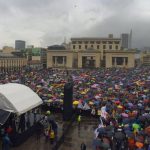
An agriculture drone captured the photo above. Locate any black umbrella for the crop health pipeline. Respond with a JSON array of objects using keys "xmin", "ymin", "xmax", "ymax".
[
  {"xmin": 97, "ymin": 127, "xmax": 106, "ymax": 134},
  {"xmin": 93, "ymin": 139, "xmax": 102, "ymax": 147},
  {"xmin": 114, "ymin": 132, "xmax": 126, "ymax": 140}
]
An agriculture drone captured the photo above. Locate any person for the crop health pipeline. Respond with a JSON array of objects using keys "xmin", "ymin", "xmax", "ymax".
[
  {"xmin": 35, "ymin": 122, "xmax": 43, "ymax": 142},
  {"xmin": 2, "ymin": 133, "xmax": 12, "ymax": 150},
  {"xmin": 81, "ymin": 142, "xmax": 86, "ymax": 150},
  {"xmin": 50, "ymin": 130, "xmax": 55, "ymax": 144}
]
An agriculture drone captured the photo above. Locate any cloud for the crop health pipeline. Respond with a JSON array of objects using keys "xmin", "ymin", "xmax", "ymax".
[{"xmin": 0, "ymin": 0, "xmax": 150, "ymax": 49}]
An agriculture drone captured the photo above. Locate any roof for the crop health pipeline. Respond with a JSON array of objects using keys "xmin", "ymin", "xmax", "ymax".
[
  {"xmin": 0, "ymin": 83, "xmax": 43, "ymax": 115},
  {"xmin": 71, "ymin": 37, "xmax": 121, "ymax": 41},
  {"xmin": 47, "ymin": 45, "xmax": 66, "ymax": 50},
  {"xmin": 0, "ymin": 53, "xmax": 16, "ymax": 58}
]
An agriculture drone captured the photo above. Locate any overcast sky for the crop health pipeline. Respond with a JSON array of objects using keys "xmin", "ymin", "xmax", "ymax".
[{"xmin": 0, "ymin": 0, "xmax": 150, "ymax": 49}]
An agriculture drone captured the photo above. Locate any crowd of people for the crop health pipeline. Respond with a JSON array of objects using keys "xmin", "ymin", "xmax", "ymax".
[{"xmin": 0, "ymin": 67, "xmax": 150, "ymax": 149}]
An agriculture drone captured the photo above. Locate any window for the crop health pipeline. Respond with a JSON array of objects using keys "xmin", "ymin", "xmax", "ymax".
[
  {"xmin": 108, "ymin": 41, "xmax": 113, "ymax": 44},
  {"xmin": 97, "ymin": 45, "xmax": 100, "ymax": 49},
  {"xmin": 116, "ymin": 57, "xmax": 123, "ymax": 65},
  {"xmin": 72, "ymin": 41, "xmax": 76, "ymax": 44},
  {"xmin": 78, "ymin": 41, "xmax": 82, "ymax": 44},
  {"xmin": 84, "ymin": 41, "xmax": 88, "ymax": 44},
  {"xmin": 115, "ymin": 45, "xmax": 118, "ymax": 50},
  {"xmin": 114, "ymin": 41, "xmax": 120, "ymax": 44},
  {"xmin": 96, "ymin": 41, "xmax": 100, "ymax": 44},
  {"xmin": 103, "ymin": 45, "xmax": 106, "ymax": 49},
  {"xmin": 85, "ymin": 45, "xmax": 87, "ymax": 49},
  {"xmin": 73, "ymin": 45, "xmax": 76, "ymax": 49},
  {"xmin": 79, "ymin": 45, "xmax": 81, "ymax": 49},
  {"xmin": 109, "ymin": 45, "xmax": 112, "ymax": 49},
  {"xmin": 102, "ymin": 41, "xmax": 107, "ymax": 44},
  {"xmin": 91, "ymin": 45, "xmax": 93, "ymax": 48},
  {"xmin": 57, "ymin": 56, "xmax": 63, "ymax": 64},
  {"xmin": 90, "ymin": 41, "xmax": 94, "ymax": 44}
]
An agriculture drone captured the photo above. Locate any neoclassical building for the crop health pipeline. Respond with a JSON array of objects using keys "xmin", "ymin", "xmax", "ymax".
[
  {"xmin": 47, "ymin": 35, "xmax": 136, "ymax": 68},
  {"xmin": 0, "ymin": 53, "xmax": 27, "ymax": 72},
  {"xmin": 140, "ymin": 50, "xmax": 150, "ymax": 66}
]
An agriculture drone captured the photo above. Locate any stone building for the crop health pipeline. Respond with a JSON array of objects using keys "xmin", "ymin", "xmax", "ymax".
[
  {"xmin": 141, "ymin": 50, "xmax": 150, "ymax": 66},
  {"xmin": 0, "ymin": 53, "xmax": 27, "ymax": 72},
  {"xmin": 47, "ymin": 35, "xmax": 136, "ymax": 69}
]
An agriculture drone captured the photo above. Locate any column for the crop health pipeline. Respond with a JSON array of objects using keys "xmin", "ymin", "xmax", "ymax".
[
  {"xmin": 95, "ymin": 54, "xmax": 100, "ymax": 68},
  {"xmin": 114, "ymin": 57, "xmax": 117, "ymax": 67},
  {"xmin": 123, "ymin": 57, "xmax": 125, "ymax": 66},
  {"xmin": 55, "ymin": 56, "xmax": 57, "ymax": 66},
  {"xmin": 63, "ymin": 56, "xmax": 65, "ymax": 66},
  {"xmin": 78, "ymin": 54, "xmax": 82, "ymax": 68}
]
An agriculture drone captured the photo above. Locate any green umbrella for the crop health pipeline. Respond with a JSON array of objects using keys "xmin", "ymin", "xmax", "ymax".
[{"xmin": 132, "ymin": 123, "xmax": 140, "ymax": 130}]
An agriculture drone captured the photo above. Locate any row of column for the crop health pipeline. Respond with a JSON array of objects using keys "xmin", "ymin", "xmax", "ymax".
[
  {"xmin": 113, "ymin": 57, "xmax": 127, "ymax": 66},
  {"xmin": 53, "ymin": 56, "xmax": 66, "ymax": 66},
  {"xmin": 78, "ymin": 55, "xmax": 100, "ymax": 68}
]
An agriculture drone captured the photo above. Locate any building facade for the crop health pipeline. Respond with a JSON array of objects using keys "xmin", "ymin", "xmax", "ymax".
[
  {"xmin": 47, "ymin": 35, "xmax": 136, "ymax": 69},
  {"xmin": 141, "ymin": 50, "xmax": 150, "ymax": 66},
  {"xmin": 26, "ymin": 47, "xmax": 47, "ymax": 68},
  {"xmin": 2, "ymin": 46, "xmax": 14, "ymax": 54},
  {"xmin": 47, "ymin": 45, "xmax": 73, "ymax": 68},
  {"xmin": 0, "ymin": 53, "xmax": 27, "ymax": 72}
]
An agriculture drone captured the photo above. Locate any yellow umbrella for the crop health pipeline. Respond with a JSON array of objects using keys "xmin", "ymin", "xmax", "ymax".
[
  {"xmin": 59, "ymin": 99, "xmax": 63, "ymax": 103},
  {"xmin": 47, "ymin": 99, "xmax": 53, "ymax": 103},
  {"xmin": 60, "ymin": 93, "xmax": 64, "ymax": 96},
  {"xmin": 117, "ymin": 105, "xmax": 123, "ymax": 109},
  {"xmin": 73, "ymin": 101, "xmax": 79, "ymax": 105},
  {"xmin": 89, "ymin": 101, "xmax": 94, "ymax": 105},
  {"xmin": 144, "ymin": 89, "xmax": 149, "ymax": 93}
]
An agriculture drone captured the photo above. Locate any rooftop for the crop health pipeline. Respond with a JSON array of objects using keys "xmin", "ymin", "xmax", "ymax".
[
  {"xmin": 47, "ymin": 45, "xmax": 66, "ymax": 50},
  {"xmin": 71, "ymin": 37, "xmax": 121, "ymax": 41},
  {"xmin": 0, "ymin": 53, "xmax": 16, "ymax": 58}
]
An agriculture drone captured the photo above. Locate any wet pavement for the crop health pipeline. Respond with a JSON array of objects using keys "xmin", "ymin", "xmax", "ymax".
[
  {"xmin": 11, "ymin": 114, "xmax": 98, "ymax": 150},
  {"xmin": 59, "ymin": 117, "xmax": 99, "ymax": 150}
]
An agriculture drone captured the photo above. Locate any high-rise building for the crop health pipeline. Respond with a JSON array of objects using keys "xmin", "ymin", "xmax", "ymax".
[
  {"xmin": 129, "ymin": 29, "xmax": 132, "ymax": 49},
  {"xmin": 121, "ymin": 33, "xmax": 129, "ymax": 49},
  {"xmin": 121, "ymin": 30, "xmax": 132, "ymax": 50},
  {"xmin": 15, "ymin": 40, "xmax": 26, "ymax": 51}
]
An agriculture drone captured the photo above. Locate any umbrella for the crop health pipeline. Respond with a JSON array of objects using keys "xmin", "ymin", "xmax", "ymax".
[
  {"xmin": 114, "ymin": 132, "xmax": 126, "ymax": 140},
  {"xmin": 73, "ymin": 101, "xmax": 79, "ymax": 105},
  {"xmin": 97, "ymin": 128, "xmax": 106, "ymax": 134},
  {"xmin": 117, "ymin": 105, "xmax": 123, "ymax": 109},
  {"xmin": 135, "ymin": 142, "xmax": 144, "ymax": 148},
  {"xmin": 122, "ymin": 113, "xmax": 128, "ymax": 118},
  {"xmin": 145, "ymin": 126, "xmax": 150, "ymax": 135},
  {"xmin": 60, "ymin": 93, "xmax": 64, "ymax": 96},
  {"xmin": 89, "ymin": 101, "xmax": 94, "ymax": 105},
  {"xmin": 93, "ymin": 139, "xmax": 102, "ymax": 147},
  {"xmin": 47, "ymin": 99, "xmax": 53, "ymax": 103},
  {"xmin": 128, "ymin": 102, "xmax": 133, "ymax": 107},
  {"xmin": 132, "ymin": 123, "xmax": 140, "ymax": 130},
  {"xmin": 36, "ymin": 85, "xmax": 42, "ymax": 88},
  {"xmin": 115, "ymin": 101, "xmax": 120, "ymax": 104}
]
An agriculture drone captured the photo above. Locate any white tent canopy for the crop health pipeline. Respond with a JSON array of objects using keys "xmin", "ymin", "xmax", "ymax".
[{"xmin": 0, "ymin": 83, "xmax": 43, "ymax": 115}]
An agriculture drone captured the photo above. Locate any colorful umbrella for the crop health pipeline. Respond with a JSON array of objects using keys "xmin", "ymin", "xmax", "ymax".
[{"xmin": 73, "ymin": 101, "xmax": 79, "ymax": 105}]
